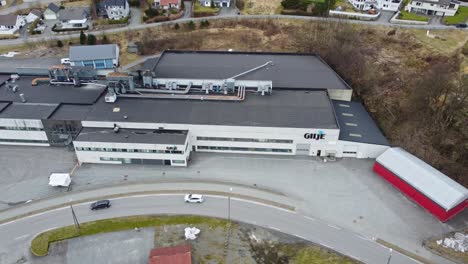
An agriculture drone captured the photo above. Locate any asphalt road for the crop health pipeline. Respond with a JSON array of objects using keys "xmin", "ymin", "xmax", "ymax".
[
  {"xmin": 0, "ymin": 14, "xmax": 464, "ymax": 47},
  {"xmin": 0, "ymin": 193, "xmax": 422, "ymax": 264}
]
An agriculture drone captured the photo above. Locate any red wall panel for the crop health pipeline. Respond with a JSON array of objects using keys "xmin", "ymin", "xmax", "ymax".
[{"xmin": 373, "ymin": 162, "xmax": 467, "ymax": 222}]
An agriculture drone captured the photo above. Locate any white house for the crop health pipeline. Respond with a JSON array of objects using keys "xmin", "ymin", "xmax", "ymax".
[
  {"xmin": 405, "ymin": 0, "xmax": 460, "ymax": 16},
  {"xmin": 213, "ymin": 0, "xmax": 230, "ymax": 7},
  {"xmin": 0, "ymin": 15, "xmax": 25, "ymax": 35},
  {"xmin": 199, "ymin": 0, "xmax": 211, "ymax": 7},
  {"xmin": 102, "ymin": 0, "xmax": 130, "ymax": 20},
  {"xmin": 347, "ymin": 0, "xmax": 403, "ymax": 11},
  {"xmin": 44, "ymin": 3, "xmax": 60, "ymax": 20},
  {"xmin": 25, "ymin": 9, "xmax": 42, "ymax": 24},
  {"xmin": 154, "ymin": 0, "xmax": 181, "ymax": 9},
  {"xmin": 57, "ymin": 8, "xmax": 89, "ymax": 28}
]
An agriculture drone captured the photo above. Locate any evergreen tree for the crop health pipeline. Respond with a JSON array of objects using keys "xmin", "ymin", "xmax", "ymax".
[
  {"xmin": 87, "ymin": 34, "xmax": 97, "ymax": 45},
  {"xmin": 79, "ymin": 30, "xmax": 87, "ymax": 45},
  {"xmin": 57, "ymin": 40, "xmax": 63, "ymax": 48}
]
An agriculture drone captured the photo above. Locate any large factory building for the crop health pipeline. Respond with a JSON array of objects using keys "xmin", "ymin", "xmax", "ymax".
[{"xmin": 0, "ymin": 50, "xmax": 389, "ymax": 166}]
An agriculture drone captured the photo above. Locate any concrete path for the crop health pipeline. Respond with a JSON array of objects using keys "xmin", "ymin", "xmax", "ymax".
[
  {"xmin": 129, "ymin": 7, "xmax": 142, "ymax": 26},
  {"xmin": 183, "ymin": 1, "xmax": 192, "ymax": 18}
]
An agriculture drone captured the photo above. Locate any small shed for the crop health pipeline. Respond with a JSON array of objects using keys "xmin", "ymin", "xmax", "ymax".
[
  {"xmin": 25, "ymin": 9, "xmax": 42, "ymax": 23},
  {"xmin": 49, "ymin": 173, "xmax": 71, "ymax": 187},
  {"xmin": 44, "ymin": 3, "xmax": 60, "ymax": 20},
  {"xmin": 374, "ymin": 148, "xmax": 468, "ymax": 222},
  {"xmin": 127, "ymin": 42, "xmax": 139, "ymax": 54}
]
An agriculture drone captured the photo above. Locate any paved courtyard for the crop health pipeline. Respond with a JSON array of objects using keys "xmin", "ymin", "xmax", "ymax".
[{"xmin": 0, "ymin": 145, "xmax": 466, "ymax": 262}]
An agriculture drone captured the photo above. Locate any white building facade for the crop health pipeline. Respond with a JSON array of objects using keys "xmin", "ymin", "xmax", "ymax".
[
  {"xmin": 405, "ymin": 0, "xmax": 460, "ymax": 16},
  {"xmin": 348, "ymin": 0, "xmax": 403, "ymax": 11},
  {"xmin": 103, "ymin": 0, "xmax": 130, "ymax": 20}
]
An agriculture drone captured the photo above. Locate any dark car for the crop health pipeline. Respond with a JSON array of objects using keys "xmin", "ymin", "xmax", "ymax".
[
  {"xmin": 456, "ymin": 23, "xmax": 467, "ymax": 28},
  {"xmin": 90, "ymin": 200, "xmax": 111, "ymax": 210}
]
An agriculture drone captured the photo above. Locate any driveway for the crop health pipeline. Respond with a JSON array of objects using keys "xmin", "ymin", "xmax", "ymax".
[
  {"xmin": 130, "ymin": 7, "xmax": 142, "ymax": 26},
  {"xmin": 218, "ymin": 5, "xmax": 240, "ymax": 16},
  {"xmin": 183, "ymin": 1, "xmax": 192, "ymax": 18},
  {"xmin": 376, "ymin": 10, "xmax": 396, "ymax": 23}
]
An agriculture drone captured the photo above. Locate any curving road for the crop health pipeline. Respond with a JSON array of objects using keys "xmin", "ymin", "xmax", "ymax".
[
  {"xmin": 0, "ymin": 193, "xmax": 421, "ymax": 264},
  {"xmin": 0, "ymin": 14, "xmax": 465, "ymax": 47}
]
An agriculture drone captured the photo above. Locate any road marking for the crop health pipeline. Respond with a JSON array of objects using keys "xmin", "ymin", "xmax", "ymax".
[
  {"xmin": 228, "ymin": 197, "xmax": 296, "ymax": 214},
  {"xmin": 357, "ymin": 235, "xmax": 371, "ymax": 241},
  {"xmin": 304, "ymin": 216, "xmax": 316, "ymax": 221},
  {"xmin": 293, "ymin": 234, "xmax": 307, "ymax": 240},
  {"xmin": 268, "ymin": 226, "xmax": 281, "ymax": 232},
  {"xmin": 348, "ymin": 255, "xmax": 361, "ymax": 261},
  {"xmin": 0, "ymin": 207, "xmax": 68, "ymax": 227},
  {"xmin": 327, "ymin": 224, "xmax": 341, "ymax": 230},
  {"xmin": 14, "ymin": 234, "xmax": 29, "ymax": 240},
  {"xmin": 111, "ymin": 194, "xmax": 179, "ymax": 200}
]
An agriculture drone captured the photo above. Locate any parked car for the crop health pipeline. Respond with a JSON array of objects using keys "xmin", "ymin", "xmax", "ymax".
[
  {"xmin": 90, "ymin": 200, "xmax": 111, "ymax": 210},
  {"xmin": 455, "ymin": 23, "xmax": 467, "ymax": 28},
  {"xmin": 184, "ymin": 194, "xmax": 204, "ymax": 203},
  {"xmin": 61, "ymin": 58, "xmax": 70, "ymax": 65}
]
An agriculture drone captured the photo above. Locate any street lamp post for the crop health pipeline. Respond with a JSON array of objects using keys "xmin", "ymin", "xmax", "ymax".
[
  {"xmin": 386, "ymin": 248, "xmax": 393, "ymax": 264},
  {"xmin": 228, "ymin": 187, "xmax": 233, "ymax": 223},
  {"xmin": 70, "ymin": 199, "xmax": 80, "ymax": 231}
]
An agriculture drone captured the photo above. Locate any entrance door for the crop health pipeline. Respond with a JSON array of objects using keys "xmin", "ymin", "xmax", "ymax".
[{"xmin": 296, "ymin": 144, "xmax": 310, "ymax": 156}]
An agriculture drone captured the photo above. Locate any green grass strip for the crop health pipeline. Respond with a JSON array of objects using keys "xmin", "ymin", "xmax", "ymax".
[{"xmin": 31, "ymin": 215, "xmax": 229, "ymax": 257}]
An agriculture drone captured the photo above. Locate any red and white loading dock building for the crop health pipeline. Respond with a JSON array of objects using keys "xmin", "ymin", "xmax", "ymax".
[{"xmin": 374, "ymin": 148, "xmax": 468, "ymax": 222}]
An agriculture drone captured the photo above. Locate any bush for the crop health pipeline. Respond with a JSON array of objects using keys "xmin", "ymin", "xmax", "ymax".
[
  {"xmin": 80, "ymin": 30, "xmax": 86, "ymax": 44},
  {"xmin": 87, "ymin": 34, "xmax": 97, "ymax": 45},
  {"xmin": 57, "ymin": 40, "xmax": 63, "ymax": 47},
  {"xmin": 129, "ymin": 0, "xmax": 140, "ymax": 7},
  {"xmin": 145, "ymin": 8, "xmax": 159, "ymax": 18},
  {"xmin": 200, "ymin": 19, "xmax": 210, "ymax": 28},
  {"xmin": 101, "ymin": 34, "xmax": 110, "ymax": 44},
  {"xmin": 174, "ymin": 23, "xmax": 180, "ymax": 30},
  {"xmin": 187, "ymin": 20, "xmax": 196, "ymax": 30}
]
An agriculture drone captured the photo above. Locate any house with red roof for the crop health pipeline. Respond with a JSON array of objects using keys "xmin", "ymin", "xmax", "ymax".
[
  {"xmin": 154, "ymin": 0, "xmax": 181, "ymax": 9},
  {"xmin": 148, "ymin": 244, "xmax": 192, "ymax": 264}
]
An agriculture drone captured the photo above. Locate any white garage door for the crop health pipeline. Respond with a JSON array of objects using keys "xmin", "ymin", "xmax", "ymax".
[{"xmin": 343, "ymin": 145, "xmax": 358, "ymax": 157}]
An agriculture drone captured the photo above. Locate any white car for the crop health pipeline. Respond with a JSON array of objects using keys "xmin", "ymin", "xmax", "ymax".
[
  {"xmin": 61, "ymin": 58, "xmax": 70, "ymax": 65},
  {"xmin": 184, "ymin": 194, "xmax": 204, "ymax": 203}
]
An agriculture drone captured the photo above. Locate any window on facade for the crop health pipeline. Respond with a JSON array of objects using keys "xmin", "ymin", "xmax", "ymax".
[
  {"xmin": 197, "ymin": 145, "xmax": 292, "ymax": 153},
  {"xmin": 196, "ymin": 136, "xmax": 293, "ymax": 144},
  {"xmin": 416, "ymin": 2, "xmax": 422, "ymax": 6},
  {"xmin": 172, "ymin": 160, "xmax": 185, "ymax": 164},
  {"xmin": 0, "ymin": 138, "xmax": 48, "ymax": 144}
]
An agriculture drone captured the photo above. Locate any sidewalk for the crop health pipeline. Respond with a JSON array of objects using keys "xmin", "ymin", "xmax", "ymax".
[{"xmin": 0, "ymin": 180, "xmax": 296, "ymax": 224}]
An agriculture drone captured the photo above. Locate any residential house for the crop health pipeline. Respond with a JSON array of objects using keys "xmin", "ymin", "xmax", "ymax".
[
  {"xmin": 347, "ymin": 0, "xmax": 402, "ymax": 11},
  {"xmin": 101, "ymin": 0, "xmax": 130, "ymax": 20},
  {"xmin": 154, "ymin": 0, "xmax": 181, "ymax": 9},
  {"xmin": 58, "ymin": 7, "xmax": 89, "ymax": 28},
  {"xmin": 213, "ymin": 0, "xmax": 231, "ymax": 7},
  {"xmin": 25, "ymin": 9, "xmax": 42, "ymax": 23},
  {"xmin": 0, "ymin": 15, "xmax": 25, "ymax": 35},
  {"xmin": 69, "ymin": 44, "xmax": 120, "ymax": 75},
  {"xmin": 44, "ymin": 3, "xmax": 60, "ymax": 20},
  {"xmin": 405, "ymin": 0, "xmax": 460, "ymax": 16},
  {"xmin": 199, "ymin": 0, "xmax": 211, "ymax": 7}
]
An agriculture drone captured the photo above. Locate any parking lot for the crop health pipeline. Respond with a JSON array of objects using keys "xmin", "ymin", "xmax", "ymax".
[{"xmin": 0, "ymin": 145, "xmax": 466, "ymax": 260}]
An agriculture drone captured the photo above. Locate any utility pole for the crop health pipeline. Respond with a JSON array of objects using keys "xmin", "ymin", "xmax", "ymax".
[
  {"xmin": 386, "ymin": 248, "xmax": 393, "ymax": 264},
  {"xmin": 70, "ymin": 199, "xmax": 80, "ymax": 232}
]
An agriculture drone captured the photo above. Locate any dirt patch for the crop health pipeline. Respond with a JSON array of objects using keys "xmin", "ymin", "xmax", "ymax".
[{"xmin": 239, "ymin": 0, "xmax": 283, "ymax": 15}]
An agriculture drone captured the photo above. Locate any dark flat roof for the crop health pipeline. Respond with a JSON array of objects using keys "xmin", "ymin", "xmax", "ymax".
[
  {"xmin": 0, "ymin": 102, "xmax": 58, "ymax": 119},
  {"xmin": 152, "ymin": 50, "xmax": 350, "ymax": 90},
  {"xmin": 0, "ymin": 76, "xmax": 106, "ymax": 104},
  {"xmin": 84, "ymin": 91, "xmax": 338, "ymax": 129},
  {"xmin": 75, "ymin": 127, "xmax": 188, "ymax": 145},
  {"xmin": 333, "ymin": 100, "xmax": 389, "ymax": 146},
  {"xmin": 49, "ymin": 104, "xmax": 92, "ymax": 120}
]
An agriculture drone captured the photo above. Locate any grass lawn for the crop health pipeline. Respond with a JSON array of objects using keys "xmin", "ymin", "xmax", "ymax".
[
  {"xmin": 398, "ymin": 11, "xmax": 429, "ymax": 22},
  {"xmin": 444, "ymin": 6, "xmax": 468, "ymax": 25},
  {"xmin": 240, "ymin": 0, "xmax": 283, "ymax": 15},
  {"xmin": 31, "ymin": 215, "xmax": 230, "ymax": 257},
  {"xmin": 194, "ymin": 2, "xmax": 219, "ymax": 13}
]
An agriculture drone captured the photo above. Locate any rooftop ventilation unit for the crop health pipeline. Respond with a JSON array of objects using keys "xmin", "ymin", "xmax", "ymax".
[{"xmin": 19, "ymin": 93, "xmax": 27, "ymax": 103}]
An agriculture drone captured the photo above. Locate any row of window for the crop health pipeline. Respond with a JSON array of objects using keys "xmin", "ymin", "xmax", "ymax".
[
  {"xmin": 0, "ymin": 138, "xmax": 48, "ymax": 143},
  {"xmin": 197, "ymin": 145, "xmax": 292, "ymax": 153},
  {"xmin": 99, "ymin": 157, "xmax": 186, "ymax": 165},
  {"xmin": 196, "ymin": 136, "xmax": 293, "ymax": 144},
  {"xmin": 0, "ymin": 126, "xmax": 44, "ymax": 131},
  {"xmin": 76, "ymin": 147, "xmax": 184, "ymax": 154}
]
